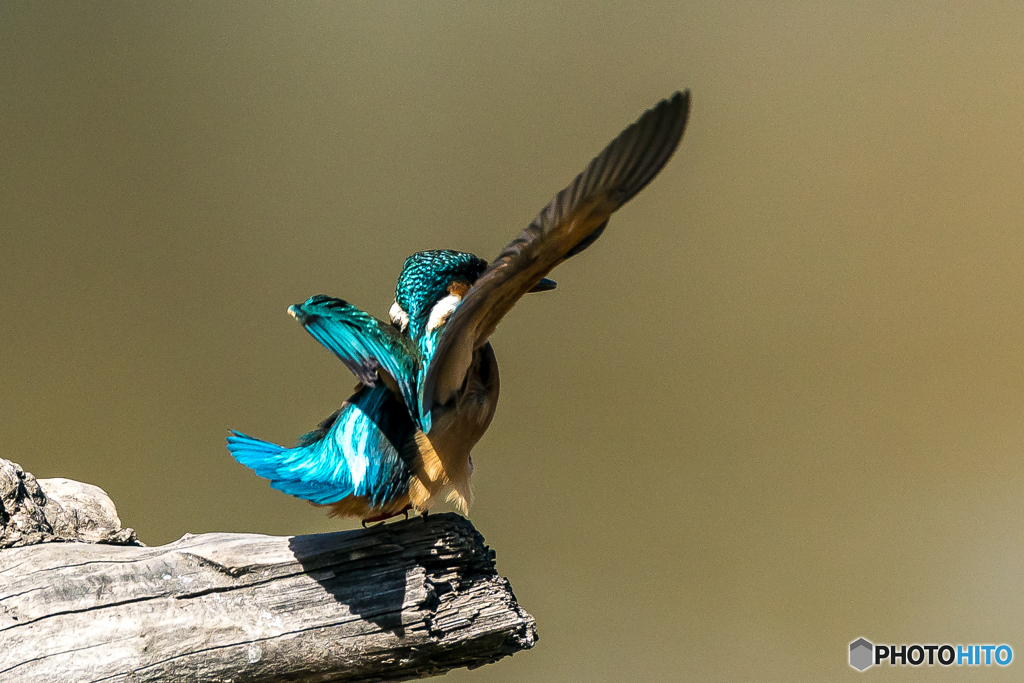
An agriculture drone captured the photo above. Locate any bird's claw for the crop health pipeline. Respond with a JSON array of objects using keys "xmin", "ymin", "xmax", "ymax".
[{"xmin": 361, "ymin": 504, "xmax": 413, "ymax": 528}]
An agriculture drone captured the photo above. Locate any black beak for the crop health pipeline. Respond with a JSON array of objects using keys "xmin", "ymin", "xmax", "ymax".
[{"xmin": 528, "ymin": 277, "xmax": 557, "ymax": 293}]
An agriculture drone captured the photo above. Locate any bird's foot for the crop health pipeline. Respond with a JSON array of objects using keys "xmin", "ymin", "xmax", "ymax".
[{"xmin": 360, "ymin": 504, "xmax": 413, "ymax": 528}]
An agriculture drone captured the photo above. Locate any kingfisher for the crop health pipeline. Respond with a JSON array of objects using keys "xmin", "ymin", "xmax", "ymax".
[{"xmin": 227, "ymin": 90, "xmax": 691, "ymax": 524}]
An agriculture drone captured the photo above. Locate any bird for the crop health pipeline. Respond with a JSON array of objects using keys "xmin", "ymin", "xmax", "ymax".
[{"xmin": 227, "ymin": 90, "xmax": 691, "ymax": 524}]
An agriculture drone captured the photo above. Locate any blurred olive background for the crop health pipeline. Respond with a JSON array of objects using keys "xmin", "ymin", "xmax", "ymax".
[{"xmin": 3, "ymin": 2, "xmax": 1024, "ymax": 681}]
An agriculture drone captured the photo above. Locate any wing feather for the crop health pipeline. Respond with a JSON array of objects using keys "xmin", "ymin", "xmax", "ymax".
[
  {"xmin": 419, "ymin": 91, "xmax": 691, "ymax": 417},
  {"xmin": 289, "ymin": 295, "xmax": 425, "ymax": 428}
]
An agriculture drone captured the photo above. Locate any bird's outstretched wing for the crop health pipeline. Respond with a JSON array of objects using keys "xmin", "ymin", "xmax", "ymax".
[
  {"xmin": 419, "ymin": 90, "xmax": 691, "ymax": 417},
  {"xmin": 289, "ymin": 295, "xmax": 424, "ymax": 427}
]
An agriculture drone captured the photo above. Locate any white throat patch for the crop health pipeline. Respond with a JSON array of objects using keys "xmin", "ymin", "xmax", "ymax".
[
  {"xmin": 389, "ymin": 301, "xmax": 410, "ymax": 332},
  {"xmin": 426, "ymin": 294, "xmax": 462, "ymax": 332}
]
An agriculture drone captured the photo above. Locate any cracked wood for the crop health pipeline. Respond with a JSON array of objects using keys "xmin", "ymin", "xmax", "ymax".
[{"xmin": 0, "ymin": 513, "xmax": 537, "ymax": 682}]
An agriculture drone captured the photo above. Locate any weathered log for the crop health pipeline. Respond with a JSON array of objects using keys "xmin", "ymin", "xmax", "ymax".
[
  {"xmin": 0, "ymin": 458, "xmax": 141, "ymax": 549},
  {"xmin": 0, "ymin": 460, "xmax": 537, "ymax": 682}
]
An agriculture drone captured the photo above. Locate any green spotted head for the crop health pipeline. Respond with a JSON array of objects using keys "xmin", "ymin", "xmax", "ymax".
[{"xmin": 389, "ymin": 250, "xmax": 488, "ymax": 339}]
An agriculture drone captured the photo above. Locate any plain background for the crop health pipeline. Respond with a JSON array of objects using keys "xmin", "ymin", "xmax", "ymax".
[{"xmin": 3, "ymin": 3, "xmax": 1023, "ymax": 681}]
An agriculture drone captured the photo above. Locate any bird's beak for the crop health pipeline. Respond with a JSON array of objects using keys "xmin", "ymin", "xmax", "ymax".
[{"xmin": 528, "ymin": 277, "xmax": 557, "ymax": 293}]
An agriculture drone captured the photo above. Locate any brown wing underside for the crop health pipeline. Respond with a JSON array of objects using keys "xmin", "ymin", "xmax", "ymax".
[{"xmin": 420, "ymin": 90, "xmax": 692, "ymax": 416}]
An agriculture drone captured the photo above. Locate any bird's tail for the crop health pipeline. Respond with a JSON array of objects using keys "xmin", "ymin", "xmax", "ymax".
[
  {"xmin": 226, "ymin": 429, "xmax": 361, "ymax": 505},
  {"xmin": 226, "ymin": 430, "xmax": 290, "ymax": 480}
]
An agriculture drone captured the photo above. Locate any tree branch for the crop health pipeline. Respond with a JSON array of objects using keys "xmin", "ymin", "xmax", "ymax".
[{"xmin": 0, "ymin": 459, "xmax": 537, "ymax": 682}]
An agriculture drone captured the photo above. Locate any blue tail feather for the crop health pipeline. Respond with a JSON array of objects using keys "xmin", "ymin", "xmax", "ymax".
[
  {"xmin": 226, "ymin": 385, "xmax": 416, "ymax": 509},
  {"xmin": 226, "ymin": 430, "xmax": 355, "ymax": 504}
]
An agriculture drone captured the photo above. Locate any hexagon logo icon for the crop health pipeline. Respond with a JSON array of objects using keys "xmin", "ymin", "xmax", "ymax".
[{"xmin": 850, "ymin": 638, "xmax": 874, "ymax": 671}]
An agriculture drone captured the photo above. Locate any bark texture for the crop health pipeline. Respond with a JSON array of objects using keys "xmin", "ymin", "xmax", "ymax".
[{"xmin": 0, "ymin": 459, "xmax": 537, "ymax": 682}]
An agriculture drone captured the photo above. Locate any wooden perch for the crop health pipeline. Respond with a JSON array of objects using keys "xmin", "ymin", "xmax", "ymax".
[{"xmin": 0, "ymin": 459, "xmax": 537, "ymax": 682}]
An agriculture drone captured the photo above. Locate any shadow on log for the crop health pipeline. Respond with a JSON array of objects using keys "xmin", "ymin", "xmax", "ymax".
[{"xmin": 0, "ymin": 459, "xmax": 537, "ymax": 682}]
